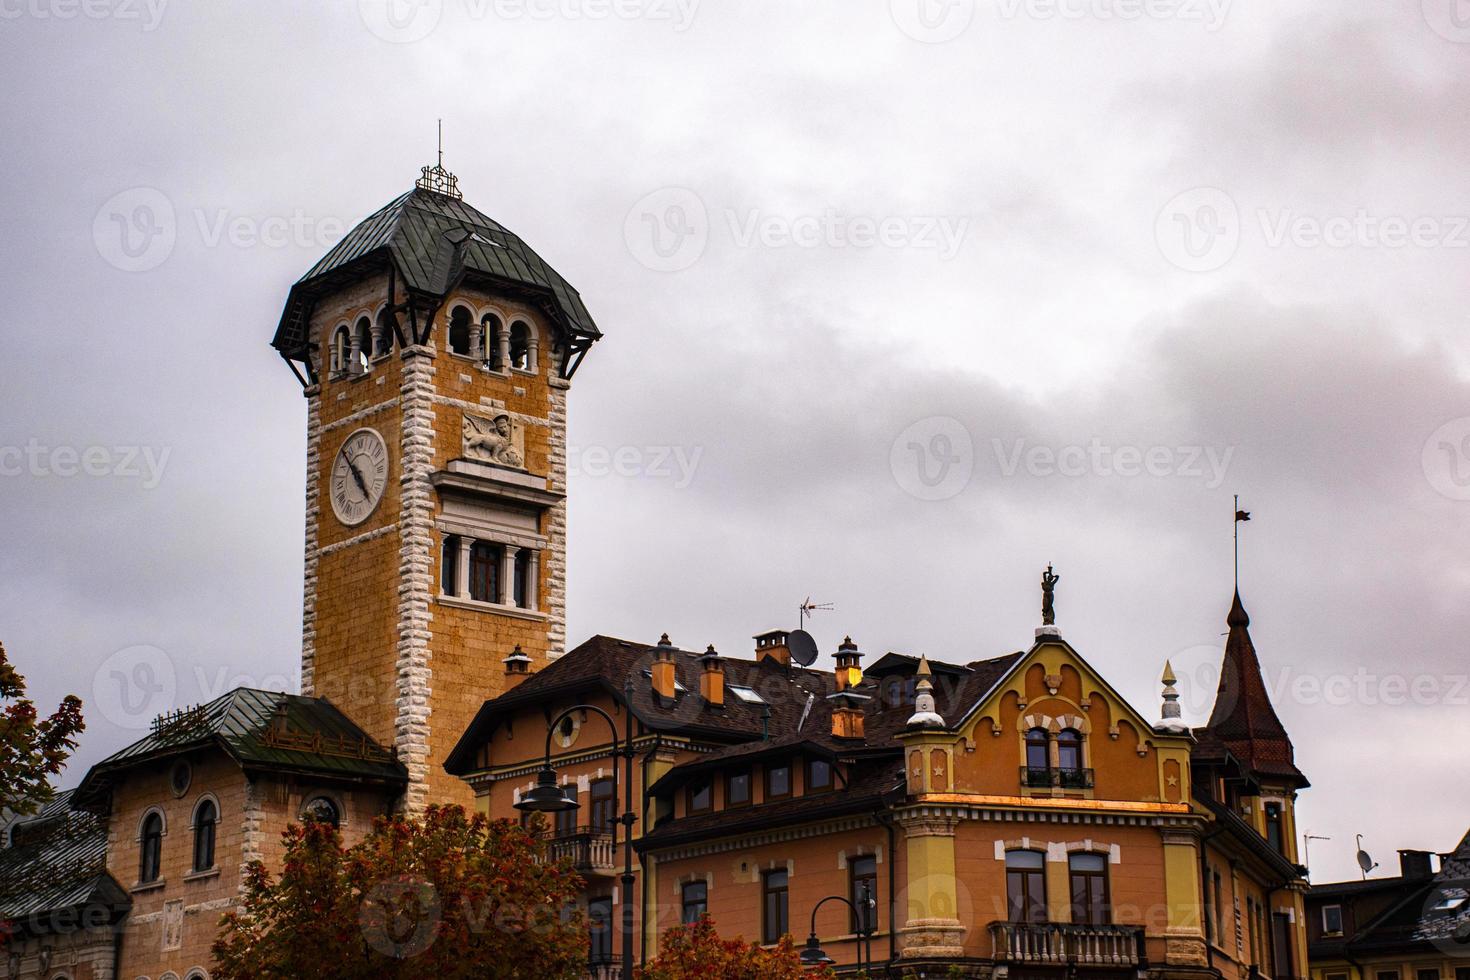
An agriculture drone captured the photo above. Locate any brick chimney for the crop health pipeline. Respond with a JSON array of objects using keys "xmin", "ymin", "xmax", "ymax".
[
  {"xmin": 699, "ymin": 645, "xmax": 725, "ymax": 707},
  {"xmin": 828, "ymin": 690, "xmax": 869, "ymax": 740},
  {"xmin": 1398, "ymin": 849, "xmax": 1435, "ymax": 879},
  {"xmin": 834, "ymin": 636, "xmax": 863, "ymax": 691},
  {"xmin": 652, "ymin": 633, "xmax": 677, "ymax": 701},
  {"xmin": 754, "ymin": 629, "xmax": 790, "ymax": 667},
  {"xmin": 502, "ymin": 645, "xmax": 533, "ymax": 689}
]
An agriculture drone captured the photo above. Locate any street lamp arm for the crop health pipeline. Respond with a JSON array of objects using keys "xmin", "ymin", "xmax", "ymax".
[
  {"xmin": 540, "ymin": 703, "xmax": 622, "ymax": 767},
  {"xmin": 808, "ymin": 894, "xmax": 861, "ymax": 937}
]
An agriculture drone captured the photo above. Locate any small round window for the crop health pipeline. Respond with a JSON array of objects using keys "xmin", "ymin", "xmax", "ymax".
[{"xmin": 170, "ymin": 760, "xmax": 193, "ymax": 797}]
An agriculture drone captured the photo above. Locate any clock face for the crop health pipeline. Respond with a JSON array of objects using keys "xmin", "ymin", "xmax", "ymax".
[{"xmin": 329, "ymin": 428, "xmax": 389, "ymax": 527}]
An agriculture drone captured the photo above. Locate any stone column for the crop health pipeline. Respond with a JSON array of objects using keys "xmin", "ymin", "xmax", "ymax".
[
  {"xmin": 500, "ymin": 545, "xmax": 516, "ymax": 606},
  {"xmin": 497, "ymin": 327, "xmax": 511, "ymax": 373},
  {"xmin": 300, "ymin": 382, "xmax": 321, "ymax": 696},
  {"xmin": 528, "ymin": 334, "xmax": 540, "ymax": 374},
  {"xmin": 347, "ymin": 326, "xmax": 363, "ymax": 375},
  {"xmin": 1161, "ymin": 829, "xmax": 1209, "ymax": 968},
  {"xmin": 899, "ymin": 815, "xmax": 966, "ymax": 959},
  {"xmin": 456, "ymin": 537, "xmax": 474, "ymax": 599},
  {"xmin": 526, "ymin": 549, "xmax": 539, "ymax": 611},
  {"xmin": 468, "ymin": 320, "xmax": 482, "ymax": 363}
]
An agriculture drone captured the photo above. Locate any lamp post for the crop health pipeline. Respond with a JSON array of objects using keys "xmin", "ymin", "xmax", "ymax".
[
  {"xmin": 799, "ymin": 884, "xmax": 876, "ymax": 972},
  {"xmin": 516, "ymin": 678, "xmax": 638, "ymax": 979}
]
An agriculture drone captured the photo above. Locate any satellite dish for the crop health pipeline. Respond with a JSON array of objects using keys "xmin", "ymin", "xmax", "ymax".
[
  {"xmin": 1357, "ymin": 850, "xmax": 1377, "ymax": 874},
  {"xmin": 788, "ymin": 629, "xmax": 819, "ymax": 667}
]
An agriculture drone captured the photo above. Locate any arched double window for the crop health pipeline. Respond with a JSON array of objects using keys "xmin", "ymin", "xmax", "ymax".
[
  {"xmin": 139, "ymin": 810, "xmax": 164, "ymax": 883},
  {"xmin": 192, "ymin": 798, "xmax": 217, "ymax": 872},
  {"xmin": 373, "ymin": 308, "xmax": 396, "ymax": 358},
  {"xmin": 1005, "ymin": 849, "xmax": 1047, "ymax": 923},
  {"xmin": 1024, "ymin": 727, "xmax": 1050, "ymax": 773},
  {"xmin": 1057, "ymin": 728, "xmax": 1082, "ymax": 771}
]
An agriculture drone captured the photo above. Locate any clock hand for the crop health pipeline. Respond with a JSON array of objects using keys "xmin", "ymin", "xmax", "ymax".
[{"xmin": 346, "ymin": 458, "xmax": 370, "ymax": 498}]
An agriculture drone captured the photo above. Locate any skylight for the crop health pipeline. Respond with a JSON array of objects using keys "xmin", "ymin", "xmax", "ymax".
[
  {"xmin": 1431, "ymin": 895, "xmax": 1467, "ymax": 912},
  {"xmin": 728, "ymin": 685, "xmax": 766, "ymax": 704}
]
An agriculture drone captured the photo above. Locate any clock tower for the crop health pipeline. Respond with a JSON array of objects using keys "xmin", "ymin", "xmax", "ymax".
[{"xmin": 271, "ymin": 163, "xmax": 600, "ymax": 811}]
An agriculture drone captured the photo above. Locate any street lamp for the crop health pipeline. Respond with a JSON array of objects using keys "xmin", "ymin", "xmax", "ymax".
[
  {"xmin": 799, "ymin": 884, "xmax": 876, "ymax": 971},
  {"xmin": 516, "ymin": 678, "xmax": 637, "ymax": 979}
]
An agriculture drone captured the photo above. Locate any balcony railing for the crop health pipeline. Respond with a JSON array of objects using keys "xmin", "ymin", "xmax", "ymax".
[
  {"xmin": 1020, "ymin": 766, "xmax": 1095, "ymax": 789},
  {"xmin": 544, "ymin": 827, "xmax": 617, "ymax": 875},
  {"xmin": 989, "ymin": 921, "xmax": 1145, "ymax": 968},
  {"xmin": 585, "ymin": 955, "xmax": 621, "ymax": 980}
]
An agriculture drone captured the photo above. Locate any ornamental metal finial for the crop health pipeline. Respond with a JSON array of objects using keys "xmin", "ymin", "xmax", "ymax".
[
  {"xmin": 1041, "ymin": 563, "xmax": 1060, "ymax": 626},
  {"xmin": 416, "ymin": 119, "xmax": 463, "ymax": 200}
]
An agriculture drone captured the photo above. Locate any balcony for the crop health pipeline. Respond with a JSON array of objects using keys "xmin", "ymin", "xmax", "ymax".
[
  {"xmin": 990, "ymin": 922, "xmax": 1145, "ymax": 968},
  {"xmin": 544, "ymin": 827, "xmax": 618, "ymax": 876},
  {"xmin": 584, "ymin": 956, "xmax": 621, "ymax": 980},
  {"xmin": 1020, "ymin": 766, "xmax": 1095, "ymax": 789}
]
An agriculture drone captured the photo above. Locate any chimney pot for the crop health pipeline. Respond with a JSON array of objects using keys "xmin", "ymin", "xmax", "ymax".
[
  {"xmin": 754, "ymin": 629, "xmax": 791, "ymax": 667},
  {"xmin": 699, "ymin": 645, "xmax": 724, "ymax": 706}
]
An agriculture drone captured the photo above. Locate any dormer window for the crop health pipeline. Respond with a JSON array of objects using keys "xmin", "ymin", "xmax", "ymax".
[
  {"xmin": 765, "ymin": 761, "xmax": 791, "ymax": 801},
  {"xmin": 806, "ymin": 758, "xmax": 832, "ymax": 793},
  {"xmin": 687, "ymin": 779, "xmax": 712, "ymax": 814},
  {"xmin": 726, "ymin": 769, "xmax": 751, "ymax": 807}
]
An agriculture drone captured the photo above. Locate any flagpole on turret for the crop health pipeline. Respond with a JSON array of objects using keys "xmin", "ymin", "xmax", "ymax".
[{"xmin": 1233, "ymin": 495, "xmax": 1251, "ymax": 591}]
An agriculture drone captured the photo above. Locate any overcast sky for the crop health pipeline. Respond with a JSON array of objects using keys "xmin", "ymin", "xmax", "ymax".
[{"xmin": 2, "ymin": 0, "xmax": 1467, "ymax": 884}]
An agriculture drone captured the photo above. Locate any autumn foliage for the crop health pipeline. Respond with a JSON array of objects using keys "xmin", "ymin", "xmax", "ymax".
[
  {"xmin": 0, "ymin": 641, "xmax": 84, "ymax": 816},
  {"xmin": 635, "ymin": 915, "xmax": 832, "ymax": 980},
  {"xmin": 212, "ymin": 804, "xmax": 587, "ymax": 980}
]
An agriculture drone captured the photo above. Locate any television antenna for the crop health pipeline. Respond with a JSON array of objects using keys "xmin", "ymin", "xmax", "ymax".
[
  {"xmin": 1356, "ymin": 834, "xmax": 1379, "ymax": 879},
  {"xmin": 1302, "ymin": 833, "xmax": 1331, "ymax": 871},
  {"xmin": 799, "ymin": 597, "xmax": 833, "ymax": 627}
]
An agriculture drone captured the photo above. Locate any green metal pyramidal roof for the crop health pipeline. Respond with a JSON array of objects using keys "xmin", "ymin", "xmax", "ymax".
[
  {"xmin": 271, "ymin": 185, "xmax": 600, "ymax": 364},
  {"xmin": 74, "ymin": 688, "xmax": 406, "ymax": 809}
]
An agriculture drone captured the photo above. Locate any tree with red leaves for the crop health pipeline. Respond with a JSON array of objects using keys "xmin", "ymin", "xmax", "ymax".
[
  {"xmin": 213, "ymin": 804, "xmax": 587, "ymax": 980},
  {"xmin": 0, "ymin": 642, "xmax": 84, "ymax": 816},
  {"xmin": 635, "ymin": 916, "xmax": 831, "ymax": 980}
]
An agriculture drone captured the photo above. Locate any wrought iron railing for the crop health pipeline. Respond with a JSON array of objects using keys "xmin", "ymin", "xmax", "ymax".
[
  {"xmin": 989, "ymin": 921, "xmax": 1144, "ymax": 967},
  {"xmin": 1019, "ymin": 766, "xmax": 1095, "ymax": 789}
]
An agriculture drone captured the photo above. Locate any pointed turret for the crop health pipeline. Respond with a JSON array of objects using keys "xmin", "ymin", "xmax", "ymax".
[{"xmin": 1197, "ymin": 590, "xmax": 1307, "ymax": 785}]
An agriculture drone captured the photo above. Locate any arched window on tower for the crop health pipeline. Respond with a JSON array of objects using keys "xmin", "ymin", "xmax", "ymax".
[
  {"xmin": 139, "ymin": 811, "xmax": 163, "ymax": 883},
  {"xmin": 192, "ymin": 798, "xmax": 217, "ymax": 872},
  {"xmin": 482, "ymin": 313, "xmax": 503, "ymax": 369},
  {"xmin": 374, "ymin": 307, "xmax": 396, "ymax": 358},
  {"xmin": 330, "ymin": 325, "xmax": 350, "ymax": 375},
  {"xmin": 354, "ymin": 316, "xmax": 373, "ymax": 372},
  {"xmin": 448, "ymin": 305, "xmax": 473, "ymax": 356},
  {"xmin": 509, "ymin": 321, "xmax": 531, "ymax": 371}
]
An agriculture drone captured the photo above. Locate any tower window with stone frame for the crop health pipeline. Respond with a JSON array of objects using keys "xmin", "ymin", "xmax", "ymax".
[
  {"xmin": 513, "ymin": 548, "xmax": 531, "ymax": 608},
  {"xmin": 469, "ymin": 541, "xmax": 502, "ymax": 604},
  {"xmin": 441, "ymin": 535, "xmax": 460, "ymax": 595},
  {"xmin": 353, "ymin": 315, "xmax": 372, "ymax": 372},
  {"xmin": 482, "ymin": 313, "xmax": 503, "ymax": 370},
  {"xmin": 1264, "ymin": 801, "xmax": 1285, "ymax": 853}
]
